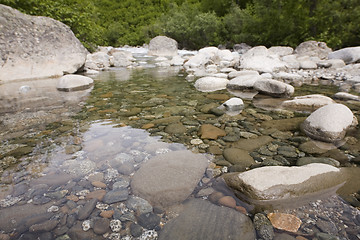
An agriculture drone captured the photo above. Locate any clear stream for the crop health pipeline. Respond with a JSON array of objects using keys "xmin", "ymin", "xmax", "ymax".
[{"xmin": 0, "ymin": 58, "xmax": 360, "ymax": 239}]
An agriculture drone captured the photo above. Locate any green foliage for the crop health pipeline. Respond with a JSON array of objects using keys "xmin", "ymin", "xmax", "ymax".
[{"xmin": 1, "ymin": 0, "xmax": 359, "ymax": 50}]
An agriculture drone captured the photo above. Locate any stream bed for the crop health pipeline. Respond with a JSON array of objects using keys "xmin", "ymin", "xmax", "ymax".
[{"xmin": 0, "ymin": 56, "xmax": 360, "ymax": 240}]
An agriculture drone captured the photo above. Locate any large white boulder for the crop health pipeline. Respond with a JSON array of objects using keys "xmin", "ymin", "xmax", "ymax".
[
  {"xmin": 268, "ymin": 46, "xmax": 294, "ymax": 57},
  {"xmin": 131, "ymin": 151, "xmax": 208, "ymax": 207},
  {"xmin": 240, "ymin": 46, "xmax": 287, "ymax": 73},
  {"xmin": 194, "ymin": 77, "xmax": 229, "ymax": 92},
  {"xmin": 224, "ymin": 163, "xmax": 342, "ymax": 200},
  {"xmin": 56, "ymin": 74, "xmax": 94, "ymax": 92},
  {"xmin": 110, "ymin": 50, "xmax": 135, "ymax": 67},
  {"xmin": 228, "ymin": 70, "xmax": 259, "ymax": 79},
  {"xmin": 281, "ymin": 94, "xmax": 335, "ymax": 112},
  {"xmin": 226, "ymin": 75, "xmax": 263, "ymax": 90},
  {"xmin": 0, "ymin": 4, "xmax": 88, "ymax": 82},
  {"xmin": 148, "ymin": 36, "xmax": 178, "ymax": 57},
  {"xmin": 85, "ymin": 52, "xmax": 110, "ymax": 70},
  {"xmin": 328, "ymin": 47, "xmax": 360, "ymax": 64},
  {"xmin": 301, "ymin": 103, "xmax": 358, "ymax": 142},
  {"xmin": 253, "ymin": 79, "xmax": 294, "ymax": 97}
]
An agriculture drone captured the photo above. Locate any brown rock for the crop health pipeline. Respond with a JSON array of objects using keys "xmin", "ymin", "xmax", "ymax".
[
  {"xmin": 223, "ymin": 148, "xmax": 254, "ymax": 166},
  {"xmin": 218, "ymin": 196, "xmax": 236, "ymax": 208},
  {"xmin": 267, "ymin": 213, "xmax": 302, "ymax": 233},
  {"xmin": 142, "ymin": 123, "xmax": 155, "ymax": 129},
  {"xmin": 91, "ymin": 181, "xmax": 107, "ymax": 189},
  {"xmin": 0, "ymin": 233, "xmax": 10, "ymax": 240},
  {"xmin": 235, "ymin": 206, "xmax": 247, "ymax": 215},
  {"xmin": 86, "ymin": 190, "xmax": 106, "ymax": 201},
  {"xmin": 199, "ymin": 124, "xmax": 226, "ymax": 140},
  {"xmin": 296, "ymin": 236, "xmax": 308, "ymax": 240},
  {"xmin": 208, "ymin": 191, "xmax": 225, "ymax": 204},
  {"xmin": 100, "ymin": 210, "xmax": 114, "ymax": 219},
  {"xmin": 66, "ymin": 195, "xmax": 79, "ymax": 202},
  {"xmin": 208, "ymin": 146, "xmax": 223, "ymax": 155},
  {"xmin": 232, "ymin": 136, "xmax": 273, "ymax": 151}
]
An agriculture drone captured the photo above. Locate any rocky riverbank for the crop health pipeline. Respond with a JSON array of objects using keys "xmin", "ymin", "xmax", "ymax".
[{"xmin": 1, "ymin": 5, "xmax": 360, "ymax": 239}]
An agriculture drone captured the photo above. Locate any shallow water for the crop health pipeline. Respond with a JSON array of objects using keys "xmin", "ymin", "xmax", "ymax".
[{"xmin": 0, "ymin": 64, "xmax": 360, "ymax": 239}]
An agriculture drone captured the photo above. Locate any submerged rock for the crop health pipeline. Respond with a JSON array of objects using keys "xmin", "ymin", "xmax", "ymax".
[
  {"xmin": 158, "ymin": 199, "xmax": 255, "ymax": 240},
  {"xmin": 301, "ymin": 103, "xmax": 357, "ymax": 142},
  {"xmin": 131, "ymin": 150, "xmax": 208, "ymax": 207},
  {"xmin": 0, "ymin": 4, "xmax": 88, "ymax": 82},
  {"xmin": 224, "ymin": 163, "xmax": 342, "ymax": 200}
]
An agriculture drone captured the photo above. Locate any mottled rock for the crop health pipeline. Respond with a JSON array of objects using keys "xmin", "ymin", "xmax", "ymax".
[
  {"xmin": 158, "ymin": 199, "xmax": 255, "ymax": 240},
  {"xmin": 254, "ymin": 213, "xmax": 275, "ymax": 240},
  {"xmin": 0, "ymin": 4, "xmax": 88, "ymax": 82},
  {"xmin": 126, "ymin": 196, "xmax": 153, "ymax": 215},
  {"xmin": 137, "ymin": 212, "xmax": 161, "ymax": 230},
  {"xmin": 148, "ymin": 36, "xmax": 178, "ymax": 57},
  {"xmin": 267, "ymin": 213, "xmax": 301, "ymax": 233}
]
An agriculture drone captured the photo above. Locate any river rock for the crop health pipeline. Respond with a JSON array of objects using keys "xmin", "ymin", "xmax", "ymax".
[
  {"xmin": 194, "ymin": 77, "xmax": 229, "ymax": 92},
  {"xmin": 29, "ymin": 219, "xmax": 59, "ymax": 232},
  {"xmin": 268, "ymin": 46, "xmax": 294, "ymax": 57},
  {"xmin": 93, "ymin": 218, "xmax": 110, "ymax": 235},
  {"xmin": 240, "ymin": 46, "xmax": 287, "ymax": 73},
  {"xmin": 158, "ymin": 199, "xmax": 255, "ymax": 240},
  {"xmin": 253, "ymin": 213, "xmax": 275, "ymax": 240},
  {"xmin": 199, "ymin": 124, "xmax": 226, "ymax": 140},
  {"xmin": 85, "ymin": 51, "xmax": 110, "ymax": 70},
  {"xmin": 68, "ymin": 222, "xmax": 103, "ymax": 240},
  {"xmin": 103, "ymin": 189, "xmax": 129, "ymax": 204},
  {"xmin": 233, "ymin": 43, "xmax": 252, "ymax": 54},
  {"xmin": 78, "ymin": 198, "xmax": 97, "ymax": 220},
  {"xmin": 296, "ymin": 157, "xmax": 340, "ymax": 167},
  {"xmin": 0, "ymin": 4, "xmax": 88, "ymax": 82},
  {"xmin": 267, "ymin": 213, "xmax": 301, "ymax": 233},
  {"xmin": 223, "ymin": 163, "xmax": 342, "ymax": 200},
  {"xmin": 56, "ymin": 74, "xmax": 93, "ymax": 92},
  {"xmin": 281, "ymin": 94, "xmax": 335, "ymax": 112},
  {"xmin": 223, "ymin": 148, "xmax": 255, "ymax": 167},
  {"xmin": 131, "ymin": 150, "xmax": 208, "ymax": 207},
  {"xmin": 253, "ymin": 79, "xmax": 294, "ymax": 97},
  {"xmin": 328, "ymin": 46, "xmax": 360, "ymax": 64},
  {"xmin": 232, "ymin": 136, "xmax": 274, "ymax": 151},
  {"xmin": 295, "ymin": 41, "xmax": 332, "ymax": 59},
  {"xmin": 228, "ymin": 70, "xmax": 259, "ymax": 79},
  {"xmin": 111, "ymin": 50, "xmax": 135, "ymax": 67},
  {"xmin": 227, "ymin": 75, "xmax": 263, "ymax": 90},
  {"xmin": 148, "ymin": 36, "xmax": 178, "ymax": 57},
  {"xmin": 333, "ymin": 92, "xmax": 360, "ymax": 101},
  {"xmin": 126, "ymin": 196, "xmax": 153, "ymax": 215},
  {"xmin": 301, "ymin": 103, "xmax": 357, "ymax": 142},
  {"xmin": 220, "ymin": 97, "xmax": 244, "ymax": 114}
]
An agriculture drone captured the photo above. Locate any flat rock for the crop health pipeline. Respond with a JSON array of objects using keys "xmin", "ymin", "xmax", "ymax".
[
  {"xmin": 301, "ymin": 103, "xmax": 357, "ymax": 142},
  {"xmin": 194, "ymin": 77, "xmax": 229, "ymax": 92},
  {"xmin": 227, "ymin": 75, "xmax": 263, "ymax": 90},
  {"xmin": 254, "ymin": 79, "xmax": 294, "ymax": 97},
  {"xmin": 103, "ymin": 189, "xmax": 129, "ymax": 204},
  {"xmin": 232, "ymin": 136, "xmax": 274, "ymax": 151},
  {"xmin": 224, "ymin": 163, "xmax": 342, "ymax": 200},
  {"xmin": 296, "ymin": 157, "xmax": 340, "ymax": 167},
  {"xmin": 93, "ymin": 218, "xmax": 110, "ymax": 235},
  {"xmin": 158, "ymin": 199, "xmax": 255, "ymax": 240},
  {"xmin": 199, "ymin": 124, "xmax": 226, "ymax": 140},
  {"xmin": 281, "ymin": 94, "xmax": 335, "ymax": 112},
  {"xmin": 267, "ymin": 213, "xmax": 301, "ymax": 233},
  {"xmin": 131, "ymin": 150, "xmax": 208, "ymax": 207},
  {"xmin": 56, "ymin": 74, "xmax": 93, "ymax": 92},
  {"xmin": 77, "ymin": 198, "xmax": 97, "ymax": 220},
  {"xmin": 0, "ymin": 4, "xmax": 88, "ymax": 82},
  {"xmin": 261, "ymin": 117, "xmax": 306, "ymax": 131}
]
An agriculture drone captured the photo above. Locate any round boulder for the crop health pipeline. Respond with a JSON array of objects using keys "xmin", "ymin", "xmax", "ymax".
[
  {"xmin": 301, "ymin": 103, "xmax": 357, "ymax": 142},
  {"xmin": 148, "ymin": 36, "xmax": 178, "ymax": 57}
]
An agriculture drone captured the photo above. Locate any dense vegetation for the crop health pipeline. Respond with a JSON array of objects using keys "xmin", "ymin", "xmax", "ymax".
[{"xmin": 1, "ymin": 0, "xmax": 359, "ymax": 51}]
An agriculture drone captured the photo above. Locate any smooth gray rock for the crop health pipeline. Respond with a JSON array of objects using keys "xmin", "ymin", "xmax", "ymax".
[
  {"xmin": 126, "ymin": 196, "xmax": 153, "ymax": 215},
  {"xmin": 131, "ymin": 150, "xmax": 208, "ymax": 207},
  {"xmin": 103, "ymin": 189, "xmax": 129, "ymax": 204},
  {"xmin": 0, "ymin": 4, "xmax": 88, "ymax": 82},
  {"xmin": 253, "ymin": 79, "xmax": 294, "ymax": 97},
  {"xmin": 158, "ymin": 199, "xmax": 255, "ymax": 240},
  {"xmin": 281, "ymin": 94, "xmax": 335, "ymax": 112},
  {"xmin": 194, "ymin": 77, "xmax": 229, "ymax": 92},
  {"xmin": 77, "ymin": 198, "xmax": 97, "ymax": 220},
  {"xmin": 148, "ymin": 36, "xmax": 178, "ymax": 57},
  {"xmin": 329, "ymin": 47, "xmax": 360, "ymax": 64},
  {"xmin": 224, "ymin": 163, "xmax": 342, "ymax": 200},
  {"xmin": 301, "ymin": 103, "xmax": 357, "ymax": 142},
  {"xmin": 297, "ymin": 157, "xmax": 340, "ymax": 167}
]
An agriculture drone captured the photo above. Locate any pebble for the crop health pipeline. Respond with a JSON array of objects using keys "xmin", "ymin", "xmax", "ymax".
[
  {"xmin": 110, "ymin": 219, "xmax": 122, "ymax": 232},
  {"xmin": 91, "ymin": 181, "xmax": 106, "ymax": 189},
  {"xmin": 86, "ymin": 189, "xmax": 106, "ymax": 201},
  {"xmin": 100, "ymin": 210, "xmax": 114, "ymax": 218},
  {"xmin": 93, "ymin": 218, "xmax": 110, "ymax": 234},
  {"xmin": 137, "ymin": 212, "xmax": 161, "ymax": 230},
  {"xmin": 268, "ymin": 213, "xmax": 302, "ymax": 233},
  {"xmin": 82, "ymin": 220, "xmax": 92, "ymax": 231},
  {"xmin": 130, "ymin": 223, "xmax": 143, "ymax": 237},
  {"xmin": 190, "ymin": 138, "xmax": 203, "ymax": 145},
  {"xmin": 218, "ymin": 196, "xmax": 237, "ymax": 208},
  {"xmin": 254, "ymin": 213, "xmax": 275, "ymax": 240},
  {"xmin": 47, "ymin": 205, "xmax": 59, "ymax": 212}
]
